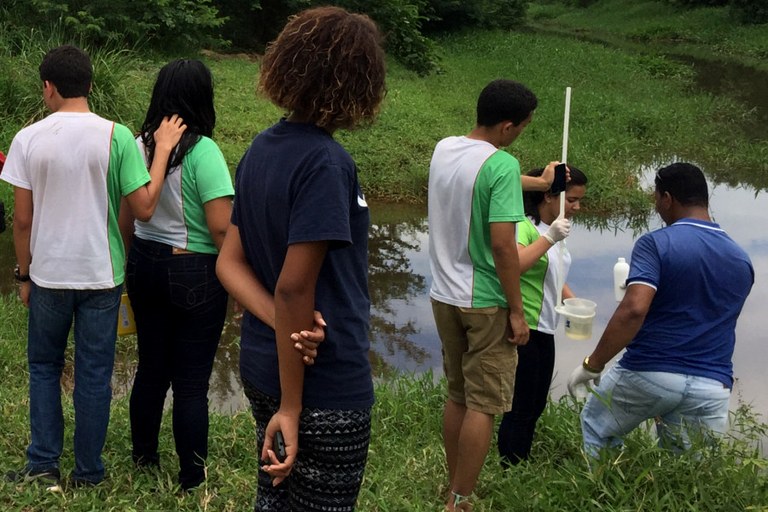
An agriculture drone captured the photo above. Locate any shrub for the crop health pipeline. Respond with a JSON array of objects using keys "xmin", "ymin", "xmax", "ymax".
[
  {"xmin": 422, "ymin": 0, "xmax": 528, "ymax": 32},
  {"xmin": 2, "ymin": 0, "xmax": 225, "ymax": 52},
  {"xmin": 0, "ymin": 21, "xmax": 143, "ymax": 149},
  {"xmin": 729, "ymin": 0, "xmax": 768, "ymax": 24}
]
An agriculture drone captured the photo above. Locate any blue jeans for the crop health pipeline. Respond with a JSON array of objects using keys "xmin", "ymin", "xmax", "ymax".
[
  {"xmin": 126, "ymin": 237, "xmax": 227, "ymax": 489},
  {"xmin": 26, "ymin": 282, "xmax": 122, "ymax": 483},
  {"xmin": 581, "ymin": 365, "xmax": 731, "ymax": 457}
]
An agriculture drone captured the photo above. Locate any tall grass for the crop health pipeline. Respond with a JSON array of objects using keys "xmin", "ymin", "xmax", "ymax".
[
  {"xmin": 0, "ymin": 295, "xmax": 766, "ymax": 510},
  {"xmin": 2, "ymin": 22, "xmax": 767, "ymax": 217},
  {"xmin": 0, "ymin": 21, "xmax": 146, "ymax": 141}
]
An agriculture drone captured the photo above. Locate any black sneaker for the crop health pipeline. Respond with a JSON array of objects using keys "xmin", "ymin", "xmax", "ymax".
[{"xmin": 5, "ymin": 467, "xmax": 61, "ymax": 490}]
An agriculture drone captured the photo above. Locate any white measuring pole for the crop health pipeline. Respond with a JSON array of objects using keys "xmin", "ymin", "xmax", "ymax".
[
  {"xmin": 557, "ymin": 87, "xmax": 572, "ymax": 308},
  {"xmin": 559, "ymin": 86, "xmax": 572, "ymax": 219}
]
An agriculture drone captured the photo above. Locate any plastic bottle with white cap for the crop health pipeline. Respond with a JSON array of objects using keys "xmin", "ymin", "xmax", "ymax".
[{"xmin": 613, "ymin": 257, "xmax": 629, "ymax": 302}]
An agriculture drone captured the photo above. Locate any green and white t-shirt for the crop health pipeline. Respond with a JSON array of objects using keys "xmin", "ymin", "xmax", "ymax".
[
  {"xmin": 518, "ymin": 217, "xmax": 572, "ymax": 334},
  {"xmin": 428, "ymin": 136, "xmax": 525, "ymax": 308},
  {"xmin": 134, "ymin": 136, "xmax": 233, "ymax": 254},
  {"xmin": 1, "ymin": 112, "xmax": 149, "ymax": 289}
]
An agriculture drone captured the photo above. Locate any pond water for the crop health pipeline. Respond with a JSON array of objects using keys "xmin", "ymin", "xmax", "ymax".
[
  {"xmin": 363, "ymin": 169, "xmax": 768, "ymax": 422},
  {"xmin": 0, "ymin": 40, "xmax": 765, "ymax": 424},
  {"xmin": 1, "ymin": 169, "xmax": 765, "ymax": 424},
  {"xmin": 174, "ymin": 164, "xmax": 768, "ymax": 418}
]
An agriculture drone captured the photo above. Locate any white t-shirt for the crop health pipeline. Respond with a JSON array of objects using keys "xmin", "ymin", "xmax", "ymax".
[{"xmin": 1, "ymin": 112, "xmax": 149, "ymax": 288}]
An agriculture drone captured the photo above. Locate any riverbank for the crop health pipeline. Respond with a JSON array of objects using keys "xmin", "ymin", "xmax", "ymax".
[
  {"xmin": 3, "ymin": 20, "xmax": 767, "ymax": 213},
  {"xmin": 527, "ymin": 0, "xmax": 768, "ymax": 70},
  {"xmin": 0, "ymin": 295, "xmax": 766, "ymax": 510}
]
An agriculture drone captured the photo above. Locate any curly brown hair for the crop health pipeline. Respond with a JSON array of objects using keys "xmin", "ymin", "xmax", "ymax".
[{"xmin": 259, "ymin": 6, "xmax": 386, "ymax": 130}]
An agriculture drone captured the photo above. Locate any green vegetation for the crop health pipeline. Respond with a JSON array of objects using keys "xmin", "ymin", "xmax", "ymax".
[
  {"xmin": 1, "ymin": 3, "xmax": 767, "ymax": 509},
  {"xmin": 3, "ymin": 2, "xmax": 768, "ymax": 221},
  {"xmin": 0, "ymin": 0, "xmax": 530, "ymax": 75},
  {"xmin": 1, "ymin": 296, "xmax": 766, "ymax": 510},
  {"xmin": 4, "ymin": 31, "xmax": 768, "ymax": 222},
  {"xmin": 528, "ymin": 0, "xmax": 768, "ymax": 67}
]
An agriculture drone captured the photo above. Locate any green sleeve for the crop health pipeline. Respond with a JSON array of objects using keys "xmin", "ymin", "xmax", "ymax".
[
  {"xmin": 485, "ymin": 151, "xmax": 525, "ymax": 223},
  {"xmin": 189, "ymin": 137, "xmax": 234, "ymax": 203},
  {"xmin": 111, "ymin": 124, "xmax": 149, "ymax": 196},
  {"xmin": 517, "ymin": 218, "xmax": 539, "ymax": 246}
]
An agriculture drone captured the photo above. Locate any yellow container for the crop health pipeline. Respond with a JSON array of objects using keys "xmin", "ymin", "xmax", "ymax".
[{"xmin": 117, "ymin": 292, "xmax": 137, "ymax": 336}]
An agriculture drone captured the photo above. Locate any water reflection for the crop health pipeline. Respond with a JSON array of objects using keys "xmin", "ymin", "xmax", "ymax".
[
  {"xmin": 359, "ymin": 171, "xmax": 768, "ymax": 422},
  {"xmin": 1, "ymin": 169, "xmax": 766, "ymax": 422}
]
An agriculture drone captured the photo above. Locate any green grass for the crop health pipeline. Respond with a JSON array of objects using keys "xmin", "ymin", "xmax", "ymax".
[
  {"xmin": 1, "ymin": 294, "xmax": 767, "ymax": 511},
  {"xmin": 528, "ymin": 0, "xmax": 768, "ymax": 68},
  {"xmin": 3, "ymin": 18, "xmax": 768, "ymax": 221}
]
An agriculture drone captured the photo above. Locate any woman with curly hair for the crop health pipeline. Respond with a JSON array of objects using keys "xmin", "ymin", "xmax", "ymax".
[{"xmin": 215, "ymin": 6, "xmax": 386, "ymax": 511}]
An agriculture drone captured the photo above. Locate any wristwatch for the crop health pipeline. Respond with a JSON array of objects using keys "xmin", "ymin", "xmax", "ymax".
[{"xmin": 14, "ymin": 264, "xmax": 31, "ymax": 282}]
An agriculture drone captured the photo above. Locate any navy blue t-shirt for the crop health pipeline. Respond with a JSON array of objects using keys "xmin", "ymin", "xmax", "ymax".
[
  {"xmin": 619, "ymin": 219, "xmax": 754, "ymax": 387},
  {"xmin": 233, "ymin": 119, "xmax": 373, "ymax": 410}
]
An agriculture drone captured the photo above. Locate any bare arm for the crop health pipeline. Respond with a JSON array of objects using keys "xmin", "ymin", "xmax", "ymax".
[
  {"xmin": 12, "ymin": 187, "xmax": 33, "ymax": 306},
  {"xmin": 521, "ymin": 161, "xmax": 559, "ymax": 191},
  {"xmin": 124, "ymin": 115, "xmax": 186, "ymax": 221},
  {"xmin": 491, "ymin": 222, "xmax": 529, "ymax": 345},
  {"xmin": 274, "ymin": 241, "xmax": 327, "ymax": 411},
  {"xmin": 586, "ymin": 283, "xmax": 656, "ymax": 370},
  {"xmin": 517, "ymin": 237, "xmax": 555, "ymax": 274},
  {"xmin": 216, "ymin": 224, "xmax": 277, "ymax": 328},
  {"xmin": 204, "ymin": 196, "xmax": 233, "ymax": 251},
  {"xmin": 562, "ymin": 283, "xmax": 575, "ymax": 301},
  {"xmin": 262, "ymin": 240, "xmax": 328, "ymax": 484}
]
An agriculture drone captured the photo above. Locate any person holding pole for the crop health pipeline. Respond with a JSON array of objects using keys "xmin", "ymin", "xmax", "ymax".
[
  {"xmin": 497, "ymin": 166, "xmax": 587, "ymax": 465},
  {"xmin": 568, "ymin": 162, "xmax": 753, "ymax": 458}
]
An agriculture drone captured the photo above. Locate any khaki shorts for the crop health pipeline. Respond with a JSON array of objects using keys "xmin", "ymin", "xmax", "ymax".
[{"xmin": 431, "ymin": 299, "xmax": 518, "ymax": 415}]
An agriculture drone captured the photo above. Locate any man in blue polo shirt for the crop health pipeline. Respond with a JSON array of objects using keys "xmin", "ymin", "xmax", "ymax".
[{"xmin": 568, "ymin": 162, "xmax": 753, "ymax": 457}]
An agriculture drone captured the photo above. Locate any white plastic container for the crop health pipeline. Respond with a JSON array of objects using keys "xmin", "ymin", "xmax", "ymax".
[
  {"xmin": 613, "ymin": 257, "xmax": 630, "ymax": 302},
  {"xmin": 560, "ymin": 298, "xmax": 597, "ymax": 340}
]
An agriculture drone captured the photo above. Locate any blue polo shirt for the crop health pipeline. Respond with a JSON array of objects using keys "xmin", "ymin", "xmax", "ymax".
[
  {"xmin": 233, "ymin": 119, "xmax": 373, "ymax": 410},
  {"xmin": 619, "ymin": 218, "xmax": 753, "ymax": 387}
]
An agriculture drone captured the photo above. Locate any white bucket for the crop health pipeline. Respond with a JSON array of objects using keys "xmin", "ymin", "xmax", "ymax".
[{"xmin": 556, "ymin": 298, "xmax": 596, "ymax": 340}]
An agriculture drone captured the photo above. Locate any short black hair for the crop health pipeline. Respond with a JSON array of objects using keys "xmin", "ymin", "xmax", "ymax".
[
  {"xmin": 524, "ymin": 166, "xmax": 588, "ymax": 224},
  {"xmin": 654, "ymin": 162, "xmax": 709, "ymax": 208},
  {"xmin": 39, "ymin": 45, "xmax": 92, "ymax": 98},
  {"xmin": 476, "ymin": 79, "xmax": 538, "ymax": 127}
]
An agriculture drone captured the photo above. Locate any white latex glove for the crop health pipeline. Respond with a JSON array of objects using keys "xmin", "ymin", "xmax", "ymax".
[
  {"xmin": 542, "ymin": 217, "xmax": 571, "ymax": 244},
  {"xmin": 567, "ymin": 364, "xmax": 602, "ymax": 400}
]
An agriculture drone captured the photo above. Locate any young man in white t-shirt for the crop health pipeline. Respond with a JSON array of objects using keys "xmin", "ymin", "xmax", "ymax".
[
  {"xmin": 1, "ymin": 45, "xmax": 185, "ymax": 488},
  {"xmin": 428, "ymin": 79, "xmax": 562, "ymax": 511}
]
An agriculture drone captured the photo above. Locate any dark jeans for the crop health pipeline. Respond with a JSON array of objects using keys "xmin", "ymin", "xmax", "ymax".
[
  {"xmin": 497, "ymin": 329, "xmax": 555, "ymax": 465},
  {"xmin": 26, "ymin": 283, "xmax": 122, "ymax": 483},
  {"xmin": 126, "ymin": 236, "xmax": 227, "ymax": 489}
]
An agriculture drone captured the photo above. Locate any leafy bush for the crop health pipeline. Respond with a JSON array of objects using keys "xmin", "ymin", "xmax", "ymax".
[
  {"xmin": 2, "ymin": 0, "xmax": 225, "ymax": 51},
  {"xmin": 422, "ymin": 0, "xmax": 527, "ymax": 32},
  {"xmin": 664, "ymin": 0, "xmax": 728, "ymax": 5},
  {"xmin": 0, "ymin": 21, "xmax": 144, "ymax": 149},
  {"xmin": 215, "ymin": 0, "xmax": 311, "ymax": 51},
  {"xmin": 216, "ymin": 0, "xmax": 441, "ymax": 74},
  {"xmin": 729, "ymin": 0, "xmax": 768, "ymax": 24},
  {"xmin": 338, "ymin": 0, "xmax": 439, "ymax": 75}
]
